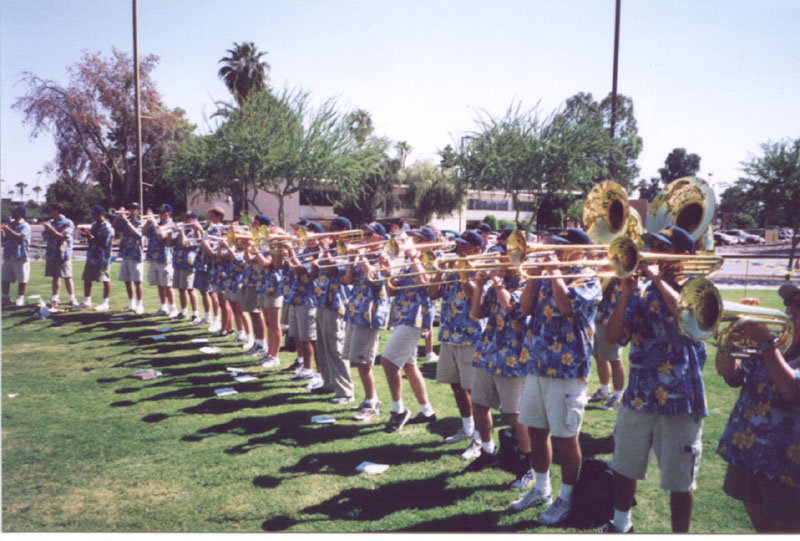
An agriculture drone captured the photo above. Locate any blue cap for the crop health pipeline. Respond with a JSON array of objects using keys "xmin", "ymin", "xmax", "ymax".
[
  {"xmin": 187, "ymin": 210, "xmax": 198, "ymax": 219},
  {"xmin": 292, "ymin": 218, "xmax": 308, "ymax": 227},
  {"xmin": 329, "ymin": 216, "xmax": 351, "ymax": 232},
  {"xmin": 489, "ymin": 244, "xmax": 507, "ymax": 255},
  {"xmin": 157, "ymin": 203, "xmax": 173, "ymax": 213},
  {"xmin": 499, "ymin": 226, "xmax": 515, "ymax": 241},
  {"xmin": 548, "ymin": 227, "xmax": 592, "ymax": 245},
  {"xmin": 254, "ymin": 214, "xmax": 271, "ymax": 226},
  {"xmin": 364, "ymin": 222, "xmax": 387, "ymax": 238},
  {"xmin": 410, "ymin": 226, "xmax": 437, "ymax": 243},
  {"xmin": 12, "ymin": 205, "xmax": 26, "ymax": 217},
  {"xmin": 644, "ymin": 225, "xmax": 695, "ymax": 255},
  {"xmin": 478, "ymin": 223, "xmax": 493, "ymax": 234},
  {"xmin": 305, "ymin": 221, "xmax": 323, "ymax": 234},
  {"xmin": 130, "ymin": 203, "xmax": 141, "ymax": 210},
  {"xmin": 454, "ymin": 229, "xmax": 484, "ymax": 250},
  {"xmin": 90, "ymin": 204, "xmax": 106, "ymax": 215}
]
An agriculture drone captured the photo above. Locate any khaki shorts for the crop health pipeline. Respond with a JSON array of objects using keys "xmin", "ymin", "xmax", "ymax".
[
  {"xmin": 45, "ymin": 258, "xmax": 72, "ymax": 278},
  {"xmin": 345, "ymin": 323, "xmax": 381, "ymax": 366},
  {"xmin": 287, "ymin": 304, "xmax": 317, "ymax": 341},
  {"xmin": 118, "ymin": 259, "xmax": 143, "ymax": 282},
  {"xmin": 240, "ymin": 286, "xmax": 258, "ymax": 312},
  {"xmin": 82, "ymin": 263, "xmax": 110, "ymax": 283},
  {"xmin": 148, "ymin": 262, "xmax": 173, "ymax": 287},
  {"xmin": 471, "ymin": 370, "xmax": 525, "ymax": 413},
  {"xmin": 593, "ymin": 322, "xmax": 623, "ymax": 361},
  {"xmin": 256, "ymin": 292, "xmax": 283, "ymax": 309},
  {"xmin": 518, "ymin": 374, "xmax": 588, "ymax": 438},
  {"xmin": 173, "ymin": 268, "xmax": 195, "ymax": 290},
  {"xmin": 225, "ymin": 290, "xmax": 242, "ymax": 303},
  {"xmin": 2, "ymin": 260, "xmax": 30, "ymax": 283},
  {"xmin": 611, "ymin": 407, "xmax": 703, "ymax": 492},
  {"xmin": 435, "ymin": 342, "xmax": 477, "ymax": 389},
  {"xmin": 723, "ymin": 463, "xmax": 800, "ymax": 522},
  {"xmin": 381, "ymin": 324, "xmax": 422, "ymax": 368}
]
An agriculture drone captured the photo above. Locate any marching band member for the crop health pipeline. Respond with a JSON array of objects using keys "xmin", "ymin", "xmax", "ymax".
[
  {"xmin": 477, "ymin": 223, "xmax": 493, "ymax": 252},
  {"xmin": 378, "ymin": 226, "xmax": 438, "ymax": 433},
  {"xmin": 169, "ymin": 211, "xmax": 202, "ymax": 321},
  {"xmin": 143, "ymin": 204, "xmax": 177, "ymax": 317},
  {"xmin": 113, "ymin": 203, "xmax": 145, "ymax": 314},
  {"xmin": 78, "ymin": 205, "xmax": 114, "ymax": 311},
  {"xmin": 283, "ymin": 221, "xmax": 323, "ymax": 382},
  {"xmin": 1, "ymin": 205, "xmax": 32, "ymax": 306},
  {"xmin": 588, "ymin": 276, "xmax": 626, "ymax": 410},
  {"xmin": 599, "ymin": 226, "xmax": 706, "ymax": 533},
  {"xmin": 199, "ymin": 207, "xmax": 226, "ymax": 331},
  {"xmin": 42, "ymin": 202, "xmax": 78, "ymax": 307},
  {"xmin": 208, "ymin": 237, "xmax": 233, "ymax": 337},
  {"xmin": 342, "ymin": 222, "xmax": 391, "ymax": 420},
  {"xmin": 240, "ymin": 214, "xmax": 270, "ymax": 359},
  {"xmin": 311, "ymin": 216, "xmax": 355, "ymax": 403},
  {"xmin": 511, "ymin": 228, "xmax": 601, "ymax": 526},
  {"xmin": 428, "ymin": 229, "xmax": 485, "ymax": 458},
  {"xmin": 252, "ymin": 217, "xmax": 287, "ymax": 368},
  {"xmin": 714, "ymin": 284, "xmax": 800, "ymax": 532},
  {"xmin": 463, "ymin": 244, "xmax": 533, "ymax": 491},
  {"xmin": 221, "ymin": 232, "xmax": 253, "ymax": 350}
]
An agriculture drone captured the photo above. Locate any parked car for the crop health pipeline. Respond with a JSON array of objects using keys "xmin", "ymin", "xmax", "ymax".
[
  {"xmin": 723, "ymin": 229, "xmax": 765, "ymax": 244},
  {"xmin": 713, "ymin": 231, "xmax": 740, "ymax": 246},
  {"xmin": 780, "ymin": 229, "xmax": 793, "ymax": 240}
]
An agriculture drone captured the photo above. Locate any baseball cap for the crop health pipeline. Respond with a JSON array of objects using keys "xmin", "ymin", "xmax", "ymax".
[
  {"xmin": 364, "ymin": 222, "xmax": 387, "ymax": 238},
  {"xmin": 548, "ymin": 227, "xmax": 592, "ymax": 246},
  {"xmin": 644, "ymin": 225, "xmax": 695, "ymax": 255},
  {"xmin": 779, "ymin": 284, "xmax": 800, "ymax": 304},
  {"xmin": 304, "ymin": 221, "xmax": 323, "ymax": 234},
  {"xmin": 499, "ymin": 226, "xmax": 515, "ymax": 242},
  {"xmin": 478, "ymin": 223, "xmax": 493, "ymax": 234},
  {"xmin": 187, "ymin": 210, "xmax": 198, "ymax": 219},
  {"xmin": 254, "ymin": 214, "xmax": 271, "ymax": 226},
  {"xmin": 157, "ymin": 203, "xmax": 173, "ymax": 214},
  {"xmin": 409, "ymin": 226, "xmax": 437, "ymax": 243},
  {"xmin": 12, "ymin": 205, "xmax": 26, "ymax": 217},
  {"xmin": 90, "ymin": 204, "xmax": 106, "ymax": 215},
  {"xmin": 454, "ymin": 229, "xmax": 484, "ymax": 251},
  {"xmin": 329, "ymin": 216, "xmax": 351, "ymax": 232},
  {"xmin": 130, "ymin": 203, "xmax": 141, "ymax": 210}
]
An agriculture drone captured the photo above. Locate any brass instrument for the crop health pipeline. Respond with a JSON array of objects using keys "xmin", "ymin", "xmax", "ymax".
[
  {"xmin": 108, "ymin": 209, "xmax": 158, "ymax": 220},
  {"xmin": 296, "ymin": 226, "xmax": 364, "ymax": 250},
  {"xmin": 675, "ymin": 277, "xmax": 724, "ymax": 340},
  {"xmin": 646, "ymin": 176, "xmax": 716, "ymax": 251},
  {"xmin": 716, "ymin": 301, "xmax": 794, "ymax": 360},
  {"xmin": 583, "ymin": 180, "xmax": 630, "ymax": 244}
]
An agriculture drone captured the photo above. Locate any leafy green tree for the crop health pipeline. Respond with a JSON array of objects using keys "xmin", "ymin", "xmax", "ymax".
[
  {"xmin": 401, "ymin": 161, "xmax": 467, "ymax": 225},
  {"xmin": 634, "ymin": 148, "xmax": 702, "ymax": 201},
  {"xmin": 332, "ymin": 156, "xmax": 401, "ymax": 226},
  {"xmin": 32, "ymin": 186, "xmax": 42, "ymax": 205},
  {"xmin": 14, "ymin": 49, "xmax": 193, "ymax": 208},
  {"xmin": 720, "ymin": 181, "xmax": 759, "ymax": 227},
  {"xmin": 396, "ymin": 141, "xmax": 412, "ymax": 169},
  {"xmin": 44, "ymin": 177, "xmax": 105, "ymax": 222},
  {"xmin": 738, "ymin": 137, "xmax": 800, "ymax": 267},
  {"xmin": 481, "ymin": 215, "xmax": 499, "ymax": 231},
  {"xmin": 218, "ymin": 41, "xmax": 270, "ymax": 105},
  {"xmin": 346, "ymin": 109, "xmax": 374, "ymax": 146}
]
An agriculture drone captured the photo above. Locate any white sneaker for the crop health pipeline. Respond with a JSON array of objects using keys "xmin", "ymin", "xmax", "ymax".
[
  {"xmin": 69, "ymin": 298, "xmax": 79, "ymax": 306},
  {"xmin": 537, "ymin": 496, "xmax": 571, "ymax": 526},
  {"xmin": 79, "ymin": 300, "xmax": 92, "ymax": 309},
  {"xmin": 444, "ymin": 428, "xmax": 472, "ymax": 444},
  {"xmin": 208, "ymin": 322, "xmax": 221, "ymax": 333},
  {"xmin": 135, "ymin": 304, "xmax": 145, "ymax": 315},
  {"xmin": 94, "ymin": 301, "xmax": 110, "ymax": 311},
  {"xmin": 154, "ymin": 308, "xmax": 168, "ymax": 316},
  {"xmin": 122, "ymin": 305, "xmax": 135, "ymax": 312},
  {"xmin": 426, "ymin": 351, "xmax": 439, "ymax": 362},
  {"xmin": 510, "ymin": 468, "xmax": 535, "ymax": 489},
  {"xmin": 508, "ymin": 488, "xmax": 552, "ymax": 512},
  {"xmin": 15, "ymin": 296, "xmax": 25, "ymax": 306},
  {"xmin": 242, "ymin": 339, "xmax": 255, "ymax": 351},
  {"xmin": 307, "ymin": 374, "xmax": 324, "ymax": 389},
  {"xmin": 260, "ymin": 356, "xmax": 280, "ymax": 368},
  {"xmin": 460, "ymin": 439, "xmax": 482, "ymax": 460},
  {"xmin": 289, "ymin": 368, "xmax": 314, "ymax": 381},
  {"xmin": 200, "ymin": 314, "xmax": 212, "ymax": 325},
  {"xmin": 168, "ymin": 307, "xmax": 179, "ymax": 318}
]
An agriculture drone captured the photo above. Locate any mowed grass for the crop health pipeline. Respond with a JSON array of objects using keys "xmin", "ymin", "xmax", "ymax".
[{"xmin": 1, "ymin": 262, "xmax": 770, "ymax": 532}]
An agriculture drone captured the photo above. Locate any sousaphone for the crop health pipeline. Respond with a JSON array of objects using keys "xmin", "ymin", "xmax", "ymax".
[
  {"xmin": 646, "ymin": 176, "xmax": 716, "ymax": 251},
  {"xmin": 583, "ymin": 180, "xmax": 630, "ymax": 245}
]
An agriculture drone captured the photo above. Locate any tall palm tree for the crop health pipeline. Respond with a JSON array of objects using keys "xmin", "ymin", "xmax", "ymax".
[
  {"xmin": 396, "ymin": 141, "xmax": 412, "ymax": 169},
  {"xmin": 15, "ymin": 182, "xmax": 27, "ymax": 204},
  {"xmin": 218, "ymin": 42, "xmax": 270, "ymax": 106},
  {"xmin": 33, "ymin": 186, "xmax": 42, "ymax": 205},
  {"xmin": 346, "ymin": 109, "xmax": 373, "ymax": 146}
]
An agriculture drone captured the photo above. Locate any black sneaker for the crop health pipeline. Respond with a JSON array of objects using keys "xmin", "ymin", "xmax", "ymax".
[
  {"xmin": 596, "ymin": 521, "xmax": 634, "ymax": 533},
  {"xmin": 384, "ymin": 409, "xmax": 411, "ymax": 433},
  {"xmin": 310, "ymin": 386, "xmax": 334, "ymax": 395},
  {"xmin": 282, "ymin": 358, "xmax": 303, "ymax": 373},
  {"xmin": 406, "ymin": 411, "xmax": 437, "ymax": 425},
  {"xmin": 463, "ymin": 448, "xmax": 498, "ymax": 473}
]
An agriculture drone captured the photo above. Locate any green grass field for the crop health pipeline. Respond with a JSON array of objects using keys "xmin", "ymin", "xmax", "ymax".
[{"xmin": 1, "ymin": 261, "xmax": 774, "ymax": 532}]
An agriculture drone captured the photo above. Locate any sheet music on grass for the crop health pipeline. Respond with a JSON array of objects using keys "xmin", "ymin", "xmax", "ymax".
[
  {"xmin": 132, "ymin": 369, "xmax": 162, "ymax": 380},
  {"xmin": 214, "ymin": 387, "xmax": 238, "ymax": 397}
]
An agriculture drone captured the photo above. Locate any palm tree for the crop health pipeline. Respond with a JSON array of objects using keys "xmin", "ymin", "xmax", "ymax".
[
  {"xmin": 396, "ymin": 141, "xmax": 412, "ymax": 169},
  {"xmin": 33, "ymin": 186, "xmax": 42, "ymax": 205},
  {"xmin": 15, "ymin": 182, "xmax": 27, "ymax": 204},
  {"xmin": 346, "ymin": 109, "xmax": 373, "ymax": 146},
  {"xmin": 218, "ymin": 42, "xmax": 270, "ymax": 106}
]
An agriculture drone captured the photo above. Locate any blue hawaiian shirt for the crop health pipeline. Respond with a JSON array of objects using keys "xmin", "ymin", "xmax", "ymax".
[
  {"xmin": 595, "ymin": 277, "xmax": 623, "ymax": 326},
  {"xmin": 197, "ymin": 225, "xmax": 225, "ymax": 273},
  {"xmin": 210, "ymin": 252, "xmax": 226, "ymax": 288},
  {"xmin": 438, "ymin": 272, "xmax": 486, "ymax": 347},
  {"xmin": 717, "ymin": 344, "xmax": 800, "ymax": 488},
  {"xmin": 315, "ymin": 255, "xmax": 351, "ymax": 316},
  {"xmin": 259, "ymin": 265, "xmax": 286, "ymax": 297},
  {"xmin": 117, "ymin": 218, "xmax": 144, "ymax": 262},
  {"xmin": 86, "ymin": 220, "xmax": 114, "ymax": 267},
  {"xmin": 474, "ymin": 274, "xmax": 528, "ymax": 377},
  {"xmin": 283, "ymin": 250, "xmax": 316, "ymax": 307},
  {"xmin": 143, "ymin": 220, "xmax": 172, "ymax": 265},
  {"xmin": 391, "ymin": 264, "xmax": 433, "ymax": 328},
  {"xmin": 523, "ymin": 269, "xmax": 601, "ymax": 380},
  {"xmin": 620, "ymin": 277, "xmax": 708, "ymax": 416},
  {"xmin": 3, "ymin": 220, "xmax": 31, "ymax": 261},
  {"xmin": 44, "ymin": 216, "xmax": 74, "ymax": 262},
  {"xmin": 223, "ymin": 253, "xmax": 247, "ymax": 293},
  {"xmin": 244, "ymin": 259, "xmax": 264, "ymax": 289},
  {"xmin": 172, "ymin": 230, "xmax": 200, "ymax": 271},
  {"xmin": 345, "ymin": 264, "xmax": 391, "ymax": 330}
]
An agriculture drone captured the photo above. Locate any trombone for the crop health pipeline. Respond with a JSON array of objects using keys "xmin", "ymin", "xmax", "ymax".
[
  {"xmin": 108, "ymin": 208, "xmax": 158, "ymax": 221},
  {"xmin": 296, "ymin": 226, "xmax": 364, "ymax": 250}
]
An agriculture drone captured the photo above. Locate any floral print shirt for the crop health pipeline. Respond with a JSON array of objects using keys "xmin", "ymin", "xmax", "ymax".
[
  {"xmin": 595, "ymin": 277, "xmax": 623, "ymax": 326},
  {"xmin": 3, "ymin": 219, "xmax": 31, "ymax": 261},
  {"xmin": 345, "ymin": 263, "xmax": 391, "ymax": 330},
  {"xmin": 620, "ymin": 277, "xmax": 708, "ymax": 417},
  {"xmin": 473, "ymin": 275, "xmax": 528, "ymax": 377},
  {"xmin": 438, "ymin": 272, "xmax": 486, "ymax": 347},
  {"xmin": 143, "ymin": 220, "xmax": 172, "ymax": 265},
  {"xmin": 117, "ymin": 218, "xmax": 144, "ymax": 262},
  {"xmin": 283, "ymin": 250, "xmax": 316, "ymax": 307},
  {"xmin": 717, "ymin": 344, "xmax": 800, "ymax": 487},
  {"xmin": 86, "ymin": 220, "xmax": 114, "ymax": 267},
  {"xmin": 44, "ymin": 216, "xmax": 74, "ymax": 262},
  {"xmin": 391, "ymin": 264, "xmax": 433, "ymax": 329}
]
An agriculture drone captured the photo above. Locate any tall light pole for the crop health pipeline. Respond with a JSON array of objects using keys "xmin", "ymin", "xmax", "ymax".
[
  {"xmin": 133, "ymin": 0, "xmax": 144, "ymax": 209},
  {"xmin": 610, "ymin": 0, "xmax": 621, "ymax": 141}
]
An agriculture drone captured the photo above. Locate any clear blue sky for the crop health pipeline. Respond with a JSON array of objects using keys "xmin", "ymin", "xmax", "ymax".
[{"xmin": 2, "ymin": 0, "xmax": 799, "ymax": 200}]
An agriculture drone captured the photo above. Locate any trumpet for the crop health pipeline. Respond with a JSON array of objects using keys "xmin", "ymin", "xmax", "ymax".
[
  {"xmin": 108, "ymin": 208, "xmax": 158, "ymax": 220},
  {"xmin": 716, "ymin": 301, "xmax": 794, "ymax": 360}
]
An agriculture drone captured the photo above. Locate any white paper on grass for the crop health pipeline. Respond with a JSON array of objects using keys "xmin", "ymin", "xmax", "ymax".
[
  {"xmin": 151, "ymin": 335, "xmax": 168, "ymax": 341},
  {"xmin": 214, "ymin": 387, "xmax": 237, "ymax": 396},
  {"xmin": 310, "ymin": 415, "xmax": 336, "ymax": 424},
  {"xmin": 199, "ymin": 346, "xmax": 221, "ymax": 354},
  {"xmin": 133, "ymin": 369, "xmax": 162, "ymax": 380},
  {"xmin": 8, "ymin": 393, "xmax": 19, "ymax": 398},
  {"xmin": 27, "ymin": 294, "xmax": 41, "ymax": 299},
  {"xmin": 356, "ymin": 461, "xmax": 389, "ymax": 474},
  {"xmin": 155, "ymin": 326, "xmax": 172, "ymax": 333},
  {"xmin": 234, "ymin": 375, "xmax": 257, "ymax": 383},
  {"xmin": 191, "ymin": 338, "xmax": 208, "ymax": 344}
]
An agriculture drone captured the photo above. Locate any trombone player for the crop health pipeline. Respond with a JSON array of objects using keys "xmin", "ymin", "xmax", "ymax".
[
  {"xmin": 113, "ymin": 203, "xmax": 145, "ymax": 314},
  {"xmin": 599, "ymin": 225, "xmax": 706, "ymax": 533},
  {"xmin": 715, "ymin": 283, "xmax": 800, "ymax": 532}
]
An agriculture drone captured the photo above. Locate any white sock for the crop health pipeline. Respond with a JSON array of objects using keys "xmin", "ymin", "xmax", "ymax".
[
  {"xmin": 296, "ymin": 357, "xmax": 304, "ymax": 365},
  {"xmin": 558, "ymin": 483, "xmax": 574, "ymax": 503},
  {"xmin": 102, "ymin": 298, "xmax": 109, "ymax": 304},
  {"xmin": 52, "ymin": 295, "xmax": 61, "ymax": 303},
  {"xmin": 613, "ymin": 508, "xmax": 632, "ymax": 532},
  {"xmin": 129, "ymin": 299, "xmax": 136, "ymax": 308},
  {"xmin": 255, "ymin": 339, "xmax": 266, "ymax": 349},
  {"xmin": 137, "ymin": 299, "xmax": 143, "ymax": 307},
  {"xmin": 419, "ymin": 403, "xmax": 434, "ymax": 417},
  {"xmin": 170, "ymin": 304, "xmax": 177, "ymax": 311},
  {"xmin": 192, "ymin": 311, "xmax": 199, "ymax": 318},
  {"xmin": 161, "ymin": 304, "xmax": 168, "ymax": 312},
  {"xmin": 247, "ymin": 334, "xmax": 254, "ymax": 343},
  {"xmin": 391, "ymin": 400, "xmax": 405, "ymax": 414},
  {"xmin": 462, "ymin": 416, "xmax": 475, "ymax": 435},
  {"xmin": 366, "ymin": 396, "xmax": 378, "ymax": 407},
  {"xmin": 600, "ymin": 383, "xmax": 611, "ymax": 395},
  {"xmin": 481, "ymin": 440, "xmax": 496, "ymax": 454},
  {"xmin": 84, "ymin": 297, "xmax": 91, "ymax": 304},
  {"xmin": 534, "ymin": 470, "xmax": 551, "ymax": 494}
]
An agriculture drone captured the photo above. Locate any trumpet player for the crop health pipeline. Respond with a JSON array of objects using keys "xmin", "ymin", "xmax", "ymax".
[
  {"xmin": 511, "ymin": 228, "xmax": 601, "ymax": 524},
  {"xmin": 428, "ymin": 230, "xmax": 485, "ymax": 458},
  {"xmin": 168, "ymin": 211, "xmax": 202, "ymax": 321},
  {"xmin": 252, "ymin": 215, "xmax": 286, "ymax": 367},
  {"xmin": 77, "ymin": 205, "xmax": 114, "ymax": 311},
  {"xmin": 113, "ymin": 204, "xmax": 145, "ymax": 314},
  {"xmin": 198, "ymin": 207, "xmax": 226, "ymax": 332},
  {"xmin": 600, "ymin": 225, "xmax": 706, "ymax": 533},
  {"xmin": 239, "ymin": 214, "xmax": 271, "ymax": 359},
  {"xmin": 143, "ymin": 204, "xmax": 177, "ymax": 317},
  {"xmin": 1, "ymin": 205, "xmax": 31, "ymax": 306},
  {"xmin": 714, "ymin": 284, "xmax": 800, "ymax": 532},
  {"xmin": 42, "ymin": 202, "xmax": 78, "ymax": 307}
]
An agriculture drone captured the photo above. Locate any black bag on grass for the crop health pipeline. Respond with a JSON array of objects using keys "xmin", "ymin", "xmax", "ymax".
[{"xmin": 569, "ymin": 457, "xmax": 616, "ymax": 529}]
